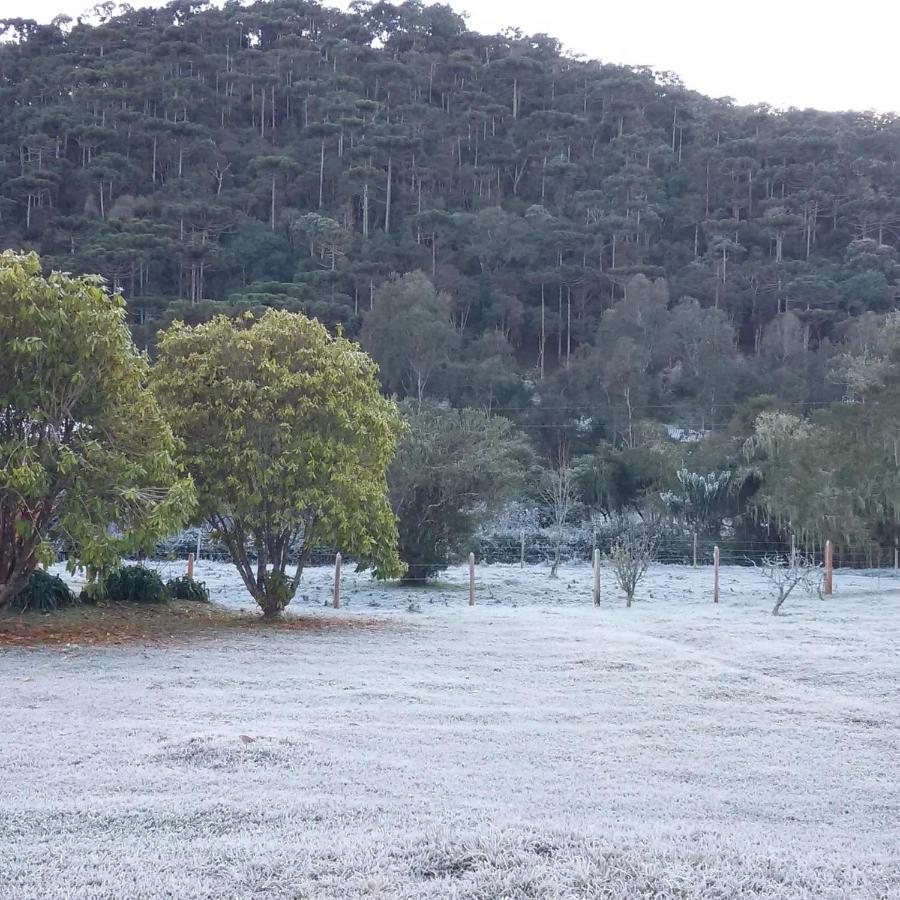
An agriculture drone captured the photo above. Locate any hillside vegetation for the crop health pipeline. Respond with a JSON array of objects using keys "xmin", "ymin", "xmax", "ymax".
[{"xmin": 3, "ymin": 0, "xmax": 899, "ymax": 550}]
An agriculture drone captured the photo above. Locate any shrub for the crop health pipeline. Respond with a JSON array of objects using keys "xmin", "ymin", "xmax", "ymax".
[
  {"xmin": 389, "ymin": 402, "xmax": 530, "ymax": 582},
  {"xmin": 757, "ymin": 553, "xmax": 822, "ymax": 615},
  {"xmin": 102, "ymin": 566, "xmax": 169, "ymax": 604},
  {"xmin": 10, "ymin": 570, "xmax": 77, "ymax": 612},
  {"xmin": 607, "ymin": 524, "xmax": 658, "ymax": 607},
  {"xmin": 166, "ymin": 576, "xmax": 210, "ymax": 603}
]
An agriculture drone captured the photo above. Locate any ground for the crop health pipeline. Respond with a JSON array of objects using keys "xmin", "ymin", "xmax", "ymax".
[{"xmin": 2, "ymin": 561, "xmax": 899, "ymax": 899}]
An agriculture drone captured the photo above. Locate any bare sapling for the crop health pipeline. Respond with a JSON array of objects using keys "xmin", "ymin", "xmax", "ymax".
[
  {"xmin": 608, "ymin": 527, "xmax": 658, "ymax": 607},
  {"xmin": 541, "ymin": 447, "xmax": 576, "ymax": 578},
  {"xmin": 757, "ymin": 553, "xmax": 822, "ymax": 615}
]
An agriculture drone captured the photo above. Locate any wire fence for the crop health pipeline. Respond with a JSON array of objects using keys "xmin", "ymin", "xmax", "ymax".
[{"xmin": 155, "ymin": 529, "xmax": 900, "ymax": 572}]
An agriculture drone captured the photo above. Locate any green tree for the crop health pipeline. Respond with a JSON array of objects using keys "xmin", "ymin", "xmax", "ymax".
[
  {"xmin": 0, "ymin": 251, "xmax": 194, "ymax": 607},
  {"xmin": 152, "ymin": 309, "xmax": 403, "ymax": 618},
  {"xmin": 360, "ymin": 270, "xmax": 457, "ymax": 405},
  {"xmin": 388, "ymin": 402, "xmax": 529, "ymax": 581},
  {"xmin": 661, "ymin": 468, "xmax": 734, "ymax": 543},
  {"xmin": 746, "ymin": 400, "xmax": 900, "ymax": 551}
]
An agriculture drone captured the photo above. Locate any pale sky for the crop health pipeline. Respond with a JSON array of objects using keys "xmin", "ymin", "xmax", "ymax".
[{"xmin": 9, "ymin": 0, "xmax": 900, "ymax": 113}]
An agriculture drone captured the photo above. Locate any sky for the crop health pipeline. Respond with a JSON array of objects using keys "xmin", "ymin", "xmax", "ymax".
[{"xmin": 9, "ymin": 0, "xmax": 900, "ymax": 114}]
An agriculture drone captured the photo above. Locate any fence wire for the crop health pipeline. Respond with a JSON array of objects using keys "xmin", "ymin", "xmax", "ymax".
[{"xmin": 156, "ymin": 529, "xmax": 900, "ymax": 571}]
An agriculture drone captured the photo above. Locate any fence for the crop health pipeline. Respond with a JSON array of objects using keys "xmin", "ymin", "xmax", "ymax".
[{"xmin": 159, "ymin": 527, "xmax": 899, "ymax": 573}]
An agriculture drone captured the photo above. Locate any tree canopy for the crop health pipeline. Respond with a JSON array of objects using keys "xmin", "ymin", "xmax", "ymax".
[
  {"xmin": 0, "ymin": 250, "xmax": 193, "ymax": 607},
  {"xmin": 3, "ymin": 0, "xmax": 900, "ymax": 559},
  {"xmin": 389, "ymin": 401, "xmax": 530, "ymax": 580},
  {"xmin": 152, "ymin": 308, "xmax": 403, "ymax": 616}
]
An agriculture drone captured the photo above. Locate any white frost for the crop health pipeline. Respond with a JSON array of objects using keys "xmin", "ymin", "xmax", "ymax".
[{"xmin": 2, "ymin": 561, "xmax": 899, "ymax": 898}]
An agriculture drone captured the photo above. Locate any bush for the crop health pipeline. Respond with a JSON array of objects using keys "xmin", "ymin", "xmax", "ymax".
[
  {"xmin": 166, "ymin": 576, "xmax": 210, "ymax": 603},
  {"xmin": 10, "ymin": 570, "xmax": 77, "ymax": 612},
  {"xmin": 607, "ymin": 524, "xmax": 659, "ymax": 607},
  {"xmin": 389, "ymin": 403, "xmax": 530, "ymax": 582},
  {"xmin": 102, "ymin": 565, "xmax": 169, "ymax": 604}
]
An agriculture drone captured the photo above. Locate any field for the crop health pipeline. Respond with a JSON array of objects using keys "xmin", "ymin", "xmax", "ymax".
[{"xmin": 3, "ymin": 561, "xmax": 900, "ymax": 899}]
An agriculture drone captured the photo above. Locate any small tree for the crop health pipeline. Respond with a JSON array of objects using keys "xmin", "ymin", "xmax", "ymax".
[
  {"xmin": 152, "ymin": 310, "xmax": 403, "ymax": 618},
  {"xmin": 388, "ymin": 402, "xmax": 529, "ymax": 581},
  {"xmin": 757, "ymin": 553, "xmax": 822, "ymax": 615},
  {"xmin": 607, "ymin": 525, "xmax": 657, "ymax": 607},
  {"xmin": 0, "ymin": 251, "xmax": 194, "ymax": 608}
]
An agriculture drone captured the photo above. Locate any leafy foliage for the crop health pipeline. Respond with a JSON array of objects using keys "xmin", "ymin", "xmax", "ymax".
[
  {"xmin": 1, "ymin": 2, "xmax": 897, "ymax": 426},
  {"xmin": 10, "ymin": 569, "xmax": 77, "ymax": 613},
  {"xmin": 360, "ymin": 272, "xmax": 457, "ymax": 405},
  {"xmin": 101, "ymin": 565, "xmax": 169, "ymax": 604},
  {"xmin": 166, "ymin": 575, "xmax": 210, "ymax": 603},
  {"xmin": 0, "ymin": 251, "xmax": 195, "ymax": 609},
  {"xmin": 4, "ymin": 2, "xmax": 900, "ymax": 559},
  {"xmin": 746, "ymin": 389, "xmax": 900, "ymax": 549},
  {"xmin": 153, "ymin": 309, "xmax": 403, "ymax": 616},
  {"xmin": 388, "ymin": 402, "xmax": 530, "ymax": 580},
  {"xmin": 661, "ymin": 469, "xmax": 734, "ymax": 538}
]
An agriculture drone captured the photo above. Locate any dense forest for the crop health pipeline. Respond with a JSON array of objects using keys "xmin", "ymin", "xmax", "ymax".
[{"xmin": 3, "ymin": 0, "xmax": 900, "ymax": 555}]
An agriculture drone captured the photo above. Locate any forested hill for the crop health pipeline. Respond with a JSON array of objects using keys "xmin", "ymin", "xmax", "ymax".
[{"xmin": 2, "ymin": 0, "xmax": 900, "ymax": 446}]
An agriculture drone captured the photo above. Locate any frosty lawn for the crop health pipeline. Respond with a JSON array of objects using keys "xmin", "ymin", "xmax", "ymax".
[{"xmin": 3, "ymin": 563, "xmax": 899, "ymax": 899}]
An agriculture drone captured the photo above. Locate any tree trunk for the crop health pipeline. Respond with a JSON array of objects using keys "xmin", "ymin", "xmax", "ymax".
[
  {"xmin": 0, "ymin": 566, "xmax": 34, "ymax": 610},
  {"xmin": 557, "ymin": 283, "xmax": 562, "ymax": 360},
  {"xmin": 270, "ymin": 173, "xmax": 276, "ymax": 231},
  {"xmin": 318, "ymin": 136, "xmax": 325, "ymax": 209},
  {"xmin": 362, "ymin": 182, "xmax": 369, "ymax": 239},
  {"xmin": 539, "ymin": 282, "xmax": 545, "ymax": 379},
  {"xmin": 384, "ymin": 154, "xmax": 392, "ymax": 233}
]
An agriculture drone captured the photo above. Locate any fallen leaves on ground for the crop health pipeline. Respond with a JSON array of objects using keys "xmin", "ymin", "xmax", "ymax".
[{"xmin": 0, "ymin": 602, "xmax": 386, "ymax": 649}]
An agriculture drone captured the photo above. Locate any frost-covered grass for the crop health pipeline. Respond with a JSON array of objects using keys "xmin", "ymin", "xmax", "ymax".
[{"xmin": 3, "ymin": 561, "xmax": 900, "ymax": 898}]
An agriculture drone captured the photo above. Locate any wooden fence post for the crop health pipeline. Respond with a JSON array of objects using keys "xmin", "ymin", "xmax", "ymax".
[
  {"xmin": 593, "ymin": 548, "xmax": 601, "ymax": 606},
  {"xmin": 713, "ymin": 545, "xmax": 720, "ymax": 604},
  {"xmin": 692, "ymin": 532, "xmax": 698, "ymax": 568},
  {"xmin": 196, "ymin": 528, "xmax": 202, "ymax": 563},
  {"xmin": 468, "ymin": 552, "xmax": 475, "ymax": 606},
  {"xmin": 520, "ymin": 531, "xmax": 525, "ymax": 568},
  {"xmin": 824, "ymin": 540, "xmax": 833, "ymax": 595},
  {"xmin": 895, "ymin": 538, "xmax": 898, "ymax": 571},
  {"xmin": 790, "ymin": 533, "xmax": 797, "ymax": 568},
  {"xmin": 187, "ymin": 552, "xmax": 194, "ymax": 580},
  {"xmin": 333, "ymin": 552, "xmax": 341, "ymax": 609}
]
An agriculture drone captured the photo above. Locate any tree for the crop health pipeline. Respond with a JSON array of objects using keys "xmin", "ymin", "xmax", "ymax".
[
  {"xmin": 757, "ymin": 553, "xmax": 821, "ymax": 615},
  {"xmin": 3, "ymin": 0, "xmax": 900, "ymax": 558},
  {"xmin": 152, "ymin": 309, "xmax": 403, "ymax": 618},
  {"xmin": 0, "ymin": 251, "xmax": 193, "ymax": 608},
  {"xmin": 607, "ymin": 522, "xmax": 658, "ymax": 607},
  {"xmin": 360, "ymin": 271, "xmax": 457, "ymax": 406},
  {"xmin": 661, "ymin": 468, "xmax": 734, "ymax": 548},
  {"xmin": 388, "ymin": 402, "xmax": 529, "ymax": 581},
  {"xmin": 746, "ymin": 394, "xmax": 900, "ymax": 552},
  {"xmin": 540, "ymin": 446, "xmax": 578, "ymax": 577}
]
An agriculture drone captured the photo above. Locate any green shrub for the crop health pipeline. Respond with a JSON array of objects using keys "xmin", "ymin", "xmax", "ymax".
[
  {"xmin": 166, "ymin": 575, "xmax": 210, "ymax": 603},
  {"xmin": 11, "ymin": 570, "xmax": 77, "ymax": 612},
  {"xmin": 102, "ymin": 565, "xmax": 169, "ymax": 604}
]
